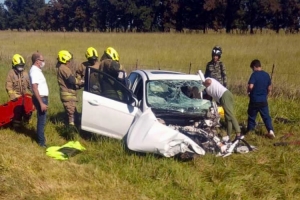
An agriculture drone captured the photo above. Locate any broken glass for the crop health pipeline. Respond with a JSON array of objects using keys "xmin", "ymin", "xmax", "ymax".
[{"xmin": 146, "ymin": 80, "xmax": 211, "ymax": 116}]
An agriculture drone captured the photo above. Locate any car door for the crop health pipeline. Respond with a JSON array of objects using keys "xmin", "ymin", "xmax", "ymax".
[{"xmin": 81, "ymin": 67, "xmax": 138, "ymax": 140}]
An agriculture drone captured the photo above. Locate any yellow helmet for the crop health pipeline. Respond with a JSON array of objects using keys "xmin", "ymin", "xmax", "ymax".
[
  {"xmin": 57, "ymin": 50, "xmax": 72, "ymax": 64},
  {"xmin": 105, "ymin": 47, "xmax": 119, "ymax": 61},
  {"xmin": 85, "ymin": 47, "xmax": 98, "ymax": 60},
  {"xmin": 12, "ymin": 54, "xmax": 25, "ymax": 67}
]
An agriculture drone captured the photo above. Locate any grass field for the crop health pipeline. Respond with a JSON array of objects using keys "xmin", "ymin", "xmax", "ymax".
[{"xmin": 1, "ymin": 31, "xmax": 300, "ymax": 200}]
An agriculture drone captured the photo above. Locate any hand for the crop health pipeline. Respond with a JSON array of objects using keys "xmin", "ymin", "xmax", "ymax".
[
  {"xmin": 11, "ymin": 98, "xmax": 18, "ymax": 102},
  {"xmin": 40, "ymin": 103, "xmax": 48, "ymax": 112}
]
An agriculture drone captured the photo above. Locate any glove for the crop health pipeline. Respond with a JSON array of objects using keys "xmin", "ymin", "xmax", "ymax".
[{"xmin": 11, "ymin": 98, "xmax": 18, "ymax": 102}]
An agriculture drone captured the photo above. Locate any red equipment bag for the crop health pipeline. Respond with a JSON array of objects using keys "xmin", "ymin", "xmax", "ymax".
[
  {"xmin": 0, "ymin": 94, "xmax": 35, "ymax": 127},
  {"xmin": 23, "ymin": 94, "xmax": 35, "ymax": 115},
  {"xmin": 0, "ymin": 102, "xmax": 14, "ymax": 126}
]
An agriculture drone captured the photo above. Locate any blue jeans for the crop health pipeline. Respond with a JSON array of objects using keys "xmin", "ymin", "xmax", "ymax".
[
  {"xmin": 247, "ymin": 102, "xmax": 273, "ymax": 132},
  {"xmin": 33, "ymin": 96, "xmax": 48, "ymax": 146}
]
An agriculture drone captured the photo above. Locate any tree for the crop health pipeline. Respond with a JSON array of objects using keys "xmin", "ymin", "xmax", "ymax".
[
  {"xmin": 5, "ymin": 0, "xmax": 45, "ymax": 31},
  {"xmin": 203, "ymin": 0, "xmax": 227, "ymax": 32},
  {"xmin": 0, "ymin": 3, "xmax": 8, "ymax": 30}
]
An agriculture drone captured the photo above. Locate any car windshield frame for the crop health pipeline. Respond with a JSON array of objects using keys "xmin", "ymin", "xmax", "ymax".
[{"xmin": 146, "ymin": 79, "xmax": 211, "ymax": 116}]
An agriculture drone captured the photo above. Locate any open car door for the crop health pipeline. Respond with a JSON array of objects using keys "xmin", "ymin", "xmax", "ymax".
[{"xmin": 81, "ymin": 67, "xmax": 138, "ymax": 140}]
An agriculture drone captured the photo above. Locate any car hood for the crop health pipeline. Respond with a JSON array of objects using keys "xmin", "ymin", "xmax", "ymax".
[{"xmin": 126, "ymin": 108, "xmax": 205, "ymax": 157}]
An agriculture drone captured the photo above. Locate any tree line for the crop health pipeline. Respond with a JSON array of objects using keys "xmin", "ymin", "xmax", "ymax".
[{"xmin": 0, "ymin": 0, "xmax": 299, "ymax": 33}]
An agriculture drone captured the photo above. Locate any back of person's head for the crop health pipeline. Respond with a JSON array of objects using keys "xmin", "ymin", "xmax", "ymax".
[
  {"xmin": 86, "ymin": 47, "xmax": 98, "ymax": 60},
  {"xmin": 57, "ymin": 50, "xmax": 72, "ymax": 64},
  {"xmin": 32, "ymin": 53, "xmax": 41, "ymax": 65},
  {"xmin": 250, "ymin": 59, "xmax": 261, "ymax": 69},
  {"xmin": 105, "ymin": 47, "xmax": 119, "ymax": 62}
]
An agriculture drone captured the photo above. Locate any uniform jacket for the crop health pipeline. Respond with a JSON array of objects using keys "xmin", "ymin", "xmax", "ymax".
[
  {"xmin": 99, "ymin": 58, "xmax": 122, "ymax": 100},
  {"xmin": 76, "ymin": 60, "xmax": 100, "ymax": 80},
  {"xmin": 57, "ymin": 64, "xmax": 81, "ymax": 101},
  {"xmin": 99, "ymin": 59, "xmax": 120, "ymax": 78},
  {"xmin": 204, "ymin": 60, "xmax": 227, "ymax": 87},
  {"xmin": 6, "ymin": 68, "xmax": 31, "ymax": 100}
]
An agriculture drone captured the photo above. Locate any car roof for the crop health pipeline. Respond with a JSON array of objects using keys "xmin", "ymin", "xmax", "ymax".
[{"xmin": 131, "ymin": 69, "xmax": 201, "ymax": 81}]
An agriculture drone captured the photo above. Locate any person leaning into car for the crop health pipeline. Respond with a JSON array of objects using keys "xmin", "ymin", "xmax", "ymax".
[{"xmin": 203, "ymin": 77, "xmax": 242, "ymax": 140}]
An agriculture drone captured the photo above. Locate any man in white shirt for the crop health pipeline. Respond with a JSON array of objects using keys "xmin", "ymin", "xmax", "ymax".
[
  {"xmin": 204, "ymin": 77, "xmax": 242, "ymax": 140},
  {"xmin": 29, "ymin": 53, "xmax": 48, "ymax": 147}
]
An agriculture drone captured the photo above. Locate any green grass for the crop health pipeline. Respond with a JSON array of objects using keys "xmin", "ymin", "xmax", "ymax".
[{"xmin": 0, "ymin": 31, "xmax": 300, "ymax": 200}]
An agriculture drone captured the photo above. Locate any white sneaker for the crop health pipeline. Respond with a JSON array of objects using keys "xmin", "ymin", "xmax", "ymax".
[{"xmin": 266, "ymin": 130, "xmax": 275, "ymax": 139}]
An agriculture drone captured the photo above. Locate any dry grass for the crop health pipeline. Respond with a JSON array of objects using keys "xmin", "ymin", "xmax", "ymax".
[{"xmin": 0, "ymin": 31, "xmax": 300, "ymax": 200}]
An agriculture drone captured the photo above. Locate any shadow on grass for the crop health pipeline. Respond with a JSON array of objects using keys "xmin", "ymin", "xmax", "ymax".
[
  {"xmin": 3, "ymin": 122, "xmax": 38, "ymax": 145},
  {"xmin": 48, "ymin": 111, "xmax": 67, "ymax": 126},
  {"xmin": 49, "ymin": 111, "xmax": 96, "ymax": 141}
]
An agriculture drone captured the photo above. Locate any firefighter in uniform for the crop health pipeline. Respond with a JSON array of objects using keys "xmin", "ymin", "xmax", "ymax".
[
  {"xmin": 5, "ymin": 54, "xmax": 32, "ymax": 127},
  {"xmin": 76, "ymin": 47, "xmax": 100, "ymax": 81},
  {"xmin": 56, "ymin": 50, "xmax": 83, "ymax": 126},
  {"xmin": 99, "ymin": 47, "xmax": 124, "ymax": 100},
  {"xmin": 204, "ymin": 46, "xmax": 227, "ymax": 87}
]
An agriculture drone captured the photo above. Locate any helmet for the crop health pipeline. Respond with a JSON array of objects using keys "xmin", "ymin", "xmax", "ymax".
[
  {"xmin": 85, "ymin": 47, "xmax": 98, "ymax": 60},
  {"xmin": 12, "ymin": 54, "xmax": 25, "ymax": 67},
  {"xmin": 212, "ymin": 46, "xmax": 222, "ymax": 57},
  {"xmin": 105, "ymin": 47, "xmax": 119, "ymax": 61},
  {"xmin": 58, "ymin": 50, "xmax": 72, "ymax": 64}
]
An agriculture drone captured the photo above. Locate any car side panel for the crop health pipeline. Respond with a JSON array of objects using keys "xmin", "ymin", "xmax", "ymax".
[{"xmin": 81, "ymin": 91, "xmax": 138, "ymax": 140}]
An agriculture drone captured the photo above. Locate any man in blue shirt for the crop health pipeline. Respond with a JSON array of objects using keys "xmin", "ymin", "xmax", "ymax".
[{"xmin": 247, "ymin": 59, "xmax": 275, "ymax": 138}]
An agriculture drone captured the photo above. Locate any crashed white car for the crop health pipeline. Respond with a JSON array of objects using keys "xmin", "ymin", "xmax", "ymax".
[{"xmin": 81, "ymin": 68, "xmax": 253, "ymax": 158}]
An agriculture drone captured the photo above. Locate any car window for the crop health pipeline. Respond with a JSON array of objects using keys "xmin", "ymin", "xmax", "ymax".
[
  {"xmin": 84, "ymin": 67, "xmax": 133, "ymax": 104},
  {"xmin": 146, "ymin": 80, "xmax": 210, "ymax": 116}
]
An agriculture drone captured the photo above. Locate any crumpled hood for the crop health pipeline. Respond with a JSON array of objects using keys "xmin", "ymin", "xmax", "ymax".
[{"xmin": 126, "ymin": 108, "xmax": 205, "ymax": 157}]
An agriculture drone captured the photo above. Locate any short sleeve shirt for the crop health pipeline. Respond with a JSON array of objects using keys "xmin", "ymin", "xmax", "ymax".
[
  {"xmin": 248, "ymin": 71, "xmax": 271, "ymax": 102},
  {"xmin": 29, "ymin": 65, "xmax": 49, "ymax": 96},
  {"xmin": 205, "ymin": 78, "xmax": 227, "ymax": 102}
]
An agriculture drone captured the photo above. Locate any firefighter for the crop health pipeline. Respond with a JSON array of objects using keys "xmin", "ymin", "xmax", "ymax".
[
  {"xmin": 100, "ymin": 47, "xmax": 121, "ymax": 75},
  {"xmin": 76, "ymin": 47, "xmax": 100, "ymax": 81},
  {"xmin": 5, "ymin": 54, "xmax": 32, "ymax": 127},
  {"xmin": 56, "ymin": 50, "xmax": 83, "ymax": 126},
  {"xmin": 99, "ymin": 47, "xmax": 125, "ymax": 100}
]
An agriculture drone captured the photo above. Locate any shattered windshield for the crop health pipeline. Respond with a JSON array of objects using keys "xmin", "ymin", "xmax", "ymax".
[{"xmin": 146, "ymin": 80, "xmax": 211, "ymax": 115}]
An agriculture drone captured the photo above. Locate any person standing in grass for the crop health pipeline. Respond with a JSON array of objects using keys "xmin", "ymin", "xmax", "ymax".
[
  {"xmin": 204, "ymin": 46, "xmax": 227, "ymax": 87},
  {"xmin": 29, "ymin": 52, "xmax": 48, "ymax": 147},
  {"xmin": 76, "ymin": 47, "xmax": 100, "ymax": 81},
  {"xmin": 6, "ymin": 54, "xmax": 32, "ymax": 128},
  {"xmin": 247, "ymin": 59, "xmax": 275, "ymax": 138},
  {"xmin": 56, "ymin": 50, "xmax": 83, "ymax": 126},
  {"xmin": 203, "ymin": 77, "xmax": 242, "ymax": 140}
]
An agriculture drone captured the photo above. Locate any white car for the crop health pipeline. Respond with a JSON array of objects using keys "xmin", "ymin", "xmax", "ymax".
[{"xmin": 81, "ymin": 67, "xmax": 214, "ymax": 157}]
